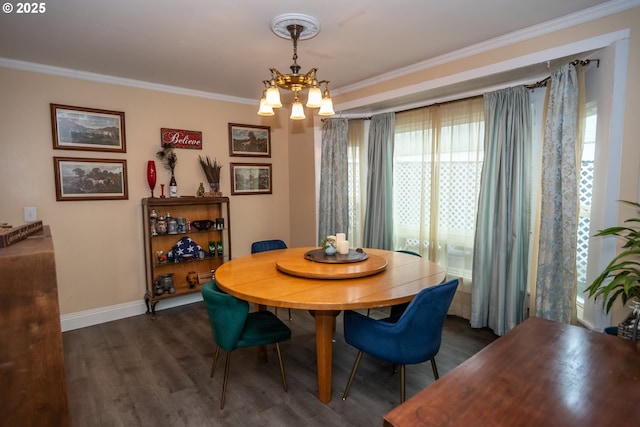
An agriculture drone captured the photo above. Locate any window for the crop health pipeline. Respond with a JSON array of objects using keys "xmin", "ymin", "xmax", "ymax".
[
  {"xmin": 392, "ymin": 98, "xmax": 484, "ymax": 281},
  {"xmin": 576, "ymin": 106, "xmax": 597, "ymax": 304}
]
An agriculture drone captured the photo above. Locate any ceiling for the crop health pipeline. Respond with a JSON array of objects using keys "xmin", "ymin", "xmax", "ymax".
[{"xmin": 0, "ymin": 0, "xmax": 623, "ymax": 114}]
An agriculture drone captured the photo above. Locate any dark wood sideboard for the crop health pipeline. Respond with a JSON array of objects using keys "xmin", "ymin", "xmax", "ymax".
[
  {"xmin": 384, "ymin": 316, "xmax": 640, "ymax": 427},
  {"xmin": 0, "ymin": 226, "xmax": 69, "ymax": 426}
]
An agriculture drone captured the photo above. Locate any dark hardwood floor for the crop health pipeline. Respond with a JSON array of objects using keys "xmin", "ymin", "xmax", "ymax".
[{"xmin": 63, "ymin": 303, "xmax": 497, "ymax": 426}]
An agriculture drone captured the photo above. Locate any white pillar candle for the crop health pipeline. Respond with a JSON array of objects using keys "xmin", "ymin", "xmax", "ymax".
[
  {"xmin": 336, "ymin": 233, "xmax": 346, "ymax": 244},
  {"xmin": 338, "ymin": 240, "xmax": 349, "ymax": 255}
]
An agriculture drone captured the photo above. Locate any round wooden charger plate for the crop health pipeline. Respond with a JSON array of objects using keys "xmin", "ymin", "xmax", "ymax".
[{"xmin": 276, "ymin": 250, "xmax": 387, "ymax": 280}]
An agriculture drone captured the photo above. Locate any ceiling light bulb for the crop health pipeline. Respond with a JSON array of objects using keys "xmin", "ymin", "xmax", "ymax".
[
  {"xmin": 306, "ymin": 86, "xmax": 323, "ymax": 108},
  {"xmin": 265, "ymin": 85, "xmax": 282, "ymax": 108},
  {"xmin": 290, "ymin": 99, "xmax": 306, "ymax": 120},
  {"xmin": 257, "ymin": 96, "xmax": 275, "ymax": 116}
]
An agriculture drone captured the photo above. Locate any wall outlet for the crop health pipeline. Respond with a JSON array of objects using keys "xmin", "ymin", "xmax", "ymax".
[{"xmin": 23, "ymin": 207, "xmax": 37, "ymax": 222}]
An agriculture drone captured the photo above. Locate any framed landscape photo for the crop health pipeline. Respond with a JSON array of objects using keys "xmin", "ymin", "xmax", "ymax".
[
  {"xmin": 51, "ymin": 104, "xmax": 126, "ymax": 152},
  {"xmin": 228, "ymin": 123, "xmax": 270, "ymax": 157},
  {"xmin": 53, "ymin": 157, "xmax": 128, "ymax": 201},
  {"xmin": 230, "ymin": 163, "xmax": 272, "ymax": 195}
]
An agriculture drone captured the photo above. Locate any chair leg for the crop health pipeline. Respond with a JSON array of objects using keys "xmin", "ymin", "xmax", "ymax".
[
  {"xmin": 400, "ymin": 364, "xmax": 406, "ymax": 403},
  {"xmin": 430, "ymin": 358, "xmax": 439, "ymax": 380},
  {"xmin": 342, "ymin": 350, "xmax": 364, "ymax": 400},
  {"xmin": 211, "ymin": 346, "xmax": 220, "ymax": 378},
  {"xmin": 275, "ymin": 342, "xmax": 288, "ymax": 392},
  {"xmin": 276, "ymin": 307, "xmax": 293, "ymax": 321},
  {"xmin": 220, "ymin": 352, "xmax": 231, "ymax": 409}
]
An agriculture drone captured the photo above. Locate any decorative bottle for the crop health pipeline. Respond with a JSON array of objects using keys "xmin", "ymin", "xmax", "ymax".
[
  {"xmin": 169, "ymin": 173, "xmax": 178, "ymax": 198},
  {"xmin": 197, "ymin": 182, "xmax": 205, "ymax": 197}
]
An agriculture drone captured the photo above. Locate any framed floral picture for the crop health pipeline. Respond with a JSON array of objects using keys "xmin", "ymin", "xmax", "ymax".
[
  {"xmin": 51, "ymin": 104, "xmax": 126, "ymax": 152},
  {"xmin": 53, "ymin": 157, "xmax": 128, "ymax": 201},
  {"xmin": 230, "ymin": 163, "xmax": 272, "ymax": 195},
  {"xmin": 228, "ymin": 123, "xmax": 270, "ymax": 157}
]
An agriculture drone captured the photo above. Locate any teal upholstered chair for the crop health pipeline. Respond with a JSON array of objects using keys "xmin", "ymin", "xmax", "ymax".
[
  {"xmin": 342, "ymin": 279, "xmax": 459, "ymax": 403},
  {"xmin": 201, "ymin": 280, "xmax": 291, "ymax": 409},
  {"xmin": 251, "ymin": 239, "xmax": 292, "ymax": 320}
]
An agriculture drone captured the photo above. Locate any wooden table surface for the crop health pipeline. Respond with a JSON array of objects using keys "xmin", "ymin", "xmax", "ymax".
[
  {"xmin": 383, "ymin": 316, "xmax": 640, "ymax": 426},
  {"xmin": 214, "ymin": 247, "xmax": 446, "ymax": 403}
]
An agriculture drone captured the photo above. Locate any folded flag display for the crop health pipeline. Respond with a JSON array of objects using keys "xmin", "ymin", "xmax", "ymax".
[{"xmin": 168, "ymin": 236, "xmax": 203, "ymax": 261}]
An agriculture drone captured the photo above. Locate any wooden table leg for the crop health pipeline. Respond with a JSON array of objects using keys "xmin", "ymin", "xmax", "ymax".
[
  {"xmin": 256, "ymin": 304, "xmax": 268, "ymax": 359},
  {"xmin": 313, "ymin": 310, "xmax": 340, "ymax": 403}
]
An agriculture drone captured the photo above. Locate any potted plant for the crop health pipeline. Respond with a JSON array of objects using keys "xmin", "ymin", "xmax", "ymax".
[
  {"xmin": 585, "ymin": 200, "xmax": 640, "ymax": 341},
  {"xmin": 320, "ymin": 235, "xmax": 337, "ymax": 256}
]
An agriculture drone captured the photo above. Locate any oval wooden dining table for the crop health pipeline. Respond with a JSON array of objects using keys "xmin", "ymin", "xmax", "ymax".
[{"xmin": 214, "ymin": 247, "xmax": 446, "ymax": 403}]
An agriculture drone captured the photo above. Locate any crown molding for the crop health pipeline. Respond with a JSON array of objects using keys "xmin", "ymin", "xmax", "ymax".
[
  {"xmin": 335, "ymin": 28, "xmax": 629, "ymax": 114},
  {"xmin": 0, "ymin": 57, "xmax": 257, "ymax": 106},
  {"xmin": 336, "ymin": 0, "xmax": 640, "ymax": 96}
]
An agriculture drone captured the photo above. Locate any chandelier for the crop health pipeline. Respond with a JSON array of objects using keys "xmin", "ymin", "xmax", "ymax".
[{"xmin": 258, "ymin": 14, "xmax": 335, "ymax": 120}]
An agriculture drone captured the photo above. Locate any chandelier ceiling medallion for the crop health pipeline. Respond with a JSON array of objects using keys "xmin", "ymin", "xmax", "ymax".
[{"xmin": 258, "ymin": 13, "xmax": 335, "ymax": 120}]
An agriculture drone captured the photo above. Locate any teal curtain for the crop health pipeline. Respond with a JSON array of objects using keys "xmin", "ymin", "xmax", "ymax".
[
  {"xmin": 535, "ymin": 64, "xmax": 579, "ymax": 324},
  {"xmin": 363, "ymin": 113, "xmax": 395, "ymax": 249},
  {"xmin": 472, "ymin": 86, "xmax": 531, "ymax": 336},
  {"xmin": 318, "ymin": 118, "xmax": 349, "ymax": 244}
]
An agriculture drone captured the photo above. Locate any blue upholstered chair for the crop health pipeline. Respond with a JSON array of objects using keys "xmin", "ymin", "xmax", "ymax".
[
  {"xmin": 201, "ymin": 280, "xmax": 291, "ymax": 409},
  {"xmin": 367, "ymin": 250, "xmax": 422, "ymax": 318},
  {"xmin": 342, "ymin": 279, "xmax": 459, "ymax": 403},
  {"xmin": 251, "ymin": 239, "xmax": 288, "ymax": 254},
  {"xmin": 251, "ymin": 239, "xmax": 292, "ymax": 320}
]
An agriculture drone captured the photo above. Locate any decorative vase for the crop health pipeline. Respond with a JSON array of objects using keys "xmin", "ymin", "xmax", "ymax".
[
  {"xmin": 324, "ymin": 246, "xmax": 337, "ymax": 256},
  {"xmin": 210, "ymin": 182, "xmax": 220, "ymax": 195},
  {"xmin": 146, "ymin": 160, "xmax": 157, "ymax": 197}
]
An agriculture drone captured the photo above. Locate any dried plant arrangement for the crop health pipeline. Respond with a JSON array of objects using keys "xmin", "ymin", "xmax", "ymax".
[
  {"xmin": 156, "ymin": 142, "xmax": 178, "ymax": 173},
  {"xmin": 198, "ymin": 155, "xmax": 222, "ymax": 184}
]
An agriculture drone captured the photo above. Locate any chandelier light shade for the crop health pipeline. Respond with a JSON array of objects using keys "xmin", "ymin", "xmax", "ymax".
[
  {"xmin": 258, "ymin": 14, "xmax": 335, "ymax": 120},
  {"xmin": 257, "ymin": 90, "xmax": 275, "ymax": 116},
  {"xmin": 290, "ymin": 95, "xmax": 306, "ymax": 120}
]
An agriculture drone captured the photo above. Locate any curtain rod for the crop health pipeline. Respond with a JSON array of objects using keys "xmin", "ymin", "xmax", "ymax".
[
  {"xmin": 324, "ymin": 58, "xmax": 599, "ymax": 120},
  {"xmin": 525, "ymin": 58, "xmax": 599, "ymax": 89},
  {"xmin": 322, "ymin": 94, "xmax": 484, "ymax": 122}
]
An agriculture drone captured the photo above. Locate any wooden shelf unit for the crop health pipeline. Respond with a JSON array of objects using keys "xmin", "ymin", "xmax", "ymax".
[{"xmin": 142, "ymin": 197, "xmax": 231, "ymax": 317}]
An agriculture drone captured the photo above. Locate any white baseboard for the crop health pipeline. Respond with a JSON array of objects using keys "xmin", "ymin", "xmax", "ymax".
[{"xmin": 60, "ymin": 293, "xmax": 204, "ymax": 332}]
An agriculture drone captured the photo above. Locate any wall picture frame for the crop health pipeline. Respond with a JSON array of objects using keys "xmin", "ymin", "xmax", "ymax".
[
  {"xmin": 230, "ymin": 163, "xmax": 272, "ymax": 195},
  {"xmin": 228, "ymin": 123, "xmax": 270, "ymax": 157},
  {"xmin": 53, "ymin": 157, "xmax": 128, "ymax": 201},
  {"xmin": 51, "ymin": 103, "xmax": 126, "ymax": 152}
]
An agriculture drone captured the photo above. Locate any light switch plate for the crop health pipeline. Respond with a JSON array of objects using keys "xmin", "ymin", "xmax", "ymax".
[{"xmin": 24, "ymin": 207, "xmax": 37, "ymax": 222}]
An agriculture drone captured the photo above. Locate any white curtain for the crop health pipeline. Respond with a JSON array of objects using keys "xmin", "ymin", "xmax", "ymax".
[
  {"xmin": 393, "ymin": 98, "xmax": 484, "ymax": 278},
  {"xmin": 347, "ymin": 119, "xmax": 366, "ymax": 248},
  {"xmin": 472, "ymin": 86, "xmax": 532, "ymax": 336}
]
